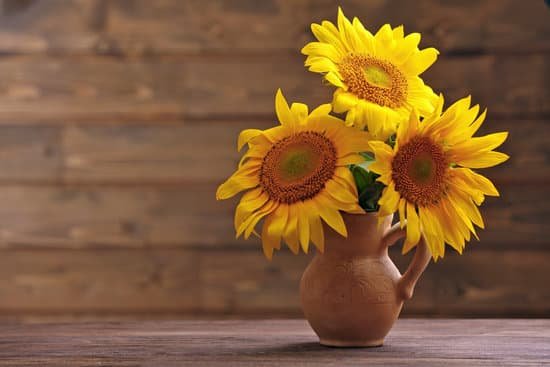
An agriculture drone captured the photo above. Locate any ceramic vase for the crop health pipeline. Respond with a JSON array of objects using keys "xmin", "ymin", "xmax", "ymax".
[{"xmin": 300, "ymin": 213, "xmax": 431, "ymax": 347}]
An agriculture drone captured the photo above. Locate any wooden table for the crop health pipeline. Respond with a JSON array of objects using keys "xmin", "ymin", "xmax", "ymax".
[{"xmin": 0, "ymin": 319, "xmax": 548, "ymax": 366}]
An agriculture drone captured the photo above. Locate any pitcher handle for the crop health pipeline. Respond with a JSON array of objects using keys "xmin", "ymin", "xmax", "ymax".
[{"xmin": 382, "ymin": 222, "xmax": 432, "ymax": 301}]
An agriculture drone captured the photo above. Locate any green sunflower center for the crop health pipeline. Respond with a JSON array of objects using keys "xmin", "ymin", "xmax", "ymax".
[
  {"xmin": 339, "ymin": 54, "xmax": 408, "ymax": 108},
  {"xmin": 363, "ymin": 65, "xmax": 392, "ymax": 88},
  {"xmin": 410, "ymin": 153, "xmax": 435, "ymax": 184},
  {"xmin": 278, "ymin": 148, "xmax": 317, "ymax": 181},
  {"xmin": 391, "ymin": 136, "xmax": 448, "ymax": 206},
  {"xmin": 260, "ymin": 131, "xmax": 337, "ymax": 204}
]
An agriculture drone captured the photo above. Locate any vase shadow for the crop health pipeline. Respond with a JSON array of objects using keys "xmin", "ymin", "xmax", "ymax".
[
  {"xmin": 252, "ymin": 341, "xmax": 394, "ymax": 356},
  {"xmin": 258, "ymin": 342, "xmax": 327, "ymax": 353}
]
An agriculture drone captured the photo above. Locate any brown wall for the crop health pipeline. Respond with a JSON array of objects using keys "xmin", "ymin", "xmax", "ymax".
[{"xmin": 0, "ymin": 0, "xmax": 547, "ymax": 319}]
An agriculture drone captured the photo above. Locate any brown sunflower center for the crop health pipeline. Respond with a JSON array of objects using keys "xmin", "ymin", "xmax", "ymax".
[
  {"xmin": 260, "ymin": 131, "xmax": 337, "ymax": 204},
  {"xmin": 391, "ymin": 136, "xmax": 448, "ymax": 206},
  {"xmin": 339, "ymin": 54, "xmax": 408, "ymax": 108}
]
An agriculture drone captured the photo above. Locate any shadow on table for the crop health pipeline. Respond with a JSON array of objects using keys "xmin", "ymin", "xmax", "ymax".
[{"xmin": 254, "ymin": 342, "xmax": 396, "ymax": 354}]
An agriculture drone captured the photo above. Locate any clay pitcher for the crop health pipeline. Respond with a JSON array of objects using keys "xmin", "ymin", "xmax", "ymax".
[{"xmin": 300, "ymin": 212, "xmax": 431, "ymax": 347}]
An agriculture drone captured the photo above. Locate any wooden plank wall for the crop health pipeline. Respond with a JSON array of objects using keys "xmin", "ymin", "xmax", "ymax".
[{"xmin": 0, "ymin": 0, "xmax": 547, "ymax": 319}]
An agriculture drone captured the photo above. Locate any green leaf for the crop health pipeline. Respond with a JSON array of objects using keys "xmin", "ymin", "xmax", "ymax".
[
  {"xmin": 359, "ymin": 152, "xmax": 375, "ymax": 161},
  {"xmin": 387, "ymin": 134, "xmax": 396, "ymax": 148},
  {"xmin": 351, "ymin": 165, "xmax": 370, "ymax": 194},
  {"xmin": 350, "ymin": 165, "xmax": 387, "ymax": 212},
  {"xmin": 357, "ymin": 172, "xmax": 385, "ymax": 212}
]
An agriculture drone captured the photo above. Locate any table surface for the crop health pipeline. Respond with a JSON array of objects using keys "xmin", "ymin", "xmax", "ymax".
[{"xmin": 0, "ymin": 319, "xmax": 549, "ymax": 366}]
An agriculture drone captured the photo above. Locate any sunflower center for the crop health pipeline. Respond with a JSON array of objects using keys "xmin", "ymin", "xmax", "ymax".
[
  {"xmin": 339, "ymin": 54, "xmax": 407, "ymax": 108},
  {"xmin": 363, "ymin": 65, "xmax": 392, "ymax": 88},
  {"xmin": 260, "ymin": 131, "xmax": 337, "ymax": 204},
  {"xmin": 391, "ymin": 136, "xmax": 448, "ymax": 206}
]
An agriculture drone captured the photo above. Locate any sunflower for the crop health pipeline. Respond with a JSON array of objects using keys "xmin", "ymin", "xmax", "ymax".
[
  {"xmin": 368, "ymin": 95, "xmax": 508, "ymax": 260},
  {"xmin": 302, "ymin": 7, "xmax": 439, "ymax": 141},
  {"xmin": 216, "ymin": 89, "xmax": 370, "ymax": 259}
]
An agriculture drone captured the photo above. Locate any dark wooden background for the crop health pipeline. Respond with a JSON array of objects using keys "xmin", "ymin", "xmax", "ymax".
[{"xmin": 0, "ymin": 0, "xmax": 547, "ymax": 320}]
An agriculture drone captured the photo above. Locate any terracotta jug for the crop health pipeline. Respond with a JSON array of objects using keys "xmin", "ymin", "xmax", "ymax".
[{"xmin": 300, "ymin": 212, "xmax": 431, "ymax": 347}]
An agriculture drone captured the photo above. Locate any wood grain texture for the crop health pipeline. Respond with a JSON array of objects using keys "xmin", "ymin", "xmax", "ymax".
[
  {"xmin": 0, "ymin": 184, "xmax": 545, "ymax": 249},
  {"xmin": 0, "ymin": 249, "xmax": 199, "ymax": 313},
  {"xmin": 0, "ymin": 319, "xmax": 548, "ymax": 366},
  {"xmin": 61, "ymin": 118, "xmax": 550, "ymax": 184},
  {"xmin": 0, "ymin": 0, "xmax": 545, "ymax": 320},
  {"xmin": 0, "ymin": 118, "xmax": 532, "ymax": 184},
  {"xmin": 0, "ymin": 54, "xmax": 546, "ymax": 123},
  {"xmin": 0, "ymin": 185, "xmax": 236, "ymax": 248},
  {"xmin": 0, "ymin": 126, "xmax": 61, "ymax": 181},
  {"xmin": 182, "ymin": 54, "xmax": 550, "ymax": 119},
  {"xmin": 61, "ymin": 122, "xmax": 259, "ymax": 184},
  {"xmin": 0, "ymin": 57, "xmax": 186, "ymax": 123},
  {"xmin": 0, "ymin": 248, "xmax": 548, "ymax": 316},
  {"xmin": 201, "ymin": 249, "xmax": 550, "ymax": 317},
  {"xmin": 0, "ymin": 0, "xmax": 548, "ymax": 55}
]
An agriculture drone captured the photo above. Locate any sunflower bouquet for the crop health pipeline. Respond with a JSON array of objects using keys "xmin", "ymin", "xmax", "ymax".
[{"xmin": 216, "ymin": 8, "xmax": 508, "ymax": 261}]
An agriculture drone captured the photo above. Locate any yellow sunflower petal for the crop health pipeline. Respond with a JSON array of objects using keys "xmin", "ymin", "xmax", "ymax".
[
  {"xmin": 421, "ymin": 93, "xmax": 445, "ymax": 127},
  {"xmin": 434, "ymin": 202, "xmax": 464, "ymax": 254},
  {"xmin": 333, "ymin": 130, "xmax": 371, "ymax": 156},
  {"xmin": 325, "ymin": 72, "xmax": 346, "ymax": 88},
  {"xmin": 337, "ymin": 7, "xmax": 360, "ymax": 51},
  {"xmin": 237, "ymin": 129, "xmax": 263, "ymax": 151},
  {"xmin": 398, "ymin": 198, "xmax": 406, "ymax": 228},
  {"xmin": 275, "ymin": 89, "xmax": 295, "ymax": 126},
  {"xmin": 234, "ymin": 189, "xmax": 268, "ymax": 231},
  {"xmin": 306, "ymin": 57, "xmax": 340, "ymax": 73},
  {"xmin": 450, "ymin": 132, "xmax": 508, "ymax": 159},
  {"xmin": 460, "ymin": 195, "xmax": 485, "ymax": 230},
  {"xmin": 368, "ymin": 157, "xmax": 393, "ymax": 180},
  {"xmin": 283, "ymin": 205, "xmax": 300, "ymax": 254},
  {"xmin": 419, "ymin": 206, "xmax": 445, "ymax": 258},
  {"xmin": 257, "ymin": 125, "xmax": 286, "ymax": 144},
  {"xmin": 446, "ymin": 190, "xmax": 478, "ymax": 239},
  {"xmin": 378, "ymin": 182, "xmax": 401, "ymax": 217},
  {"xmin": 406, "ymin": 77, "xmax": 438, "ymax": 117},
  {"xmin": 462, "ymin": 169, "xmax": 499, "ymax": 196},
  {"xmin": 396, "ymin": 108, "xmax": 419, "ymax": 146},
  {"xmin": 374, "ymin": 24, "xmax": 393, "ymax": 47},
  {"xmin": 352, "ymin": 17, "xmax": 375, "ymax": 54},
  {"xmin": 216, "ymin": 173, "xmax": 259, "ymax": 200},
  {"xmin": 318, "ymin": 205, "xmax": 347, "ymax": 237},
  {"xmin": 344, "ymin": 106, "xmax": 358, "ymax": 127},
  {"xmin": 311, "ymin": 23, "xmax": 346, "ymax": 52},
  {"xmin": 363, "ymin": 102, "xmax": 401, "ymax": 140},
  {"xmin": 297, "ymin": 201, "xmax": 311, "ymax": 253},
  {"xmin": 267, "ymin": 205, "xmax": 288, "ymax": 245},
  {"xmin": 291, "ymin": 102, "xmax": 309, "ymax": 123},
  {"xmin": 455, "ymin": 151, "xmax": 509, "ymax": 169},
  {"xmin": 392, "ymin": 25, "xmax": 404, "ymax": 40},
  {"xmin": 452, "ymin": 174, "xmax": 485, "ymax": 206},
  {"xmin": 325, "ymin": 179, "xmax": 358, "ymax": 204},
  {"xmin": 393, "ymin": 32, "xmax": 420, "ymax": 61},
  {"xmin": 309, "ymin": 210, "xmax": 325, "ymax": 253},
  {"xmin": 261, "ymin": 213, "xmax": 281, "ymax": 260},
  {"xmin": 334, "ymin": 166, "xmax": 358, "ymax": 196},
  {"xmin": 332, "ymin": 90, "xmax": 359, "ymax": 113},
  {"xmin": 308, "ymin": 103, "xmax": 332, "ymax": 119},
  {"xmin": 302, "ymin": 42, "xmax": 343, "ymax": 63},
  {"xmin": 403, "ymin": 202, "xmax": 421, "ymax": 254},
  {"xmin": 237, "ymin": 200, "xmax": 278, "ymax": 239},
  {"xmin": 465, "ymin": 108, "xmax": 488, "ymax": 138},
  {"xmin": 336, "ymin": 153, "xmax": 364, "ymax": 166},
  {"xmin": 402, "ymin": 47, "xmax": 439, "ymax": 75},
  {"xmin": 368, "ymin": 141, "xmax": 394, "ymax": 166}
]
